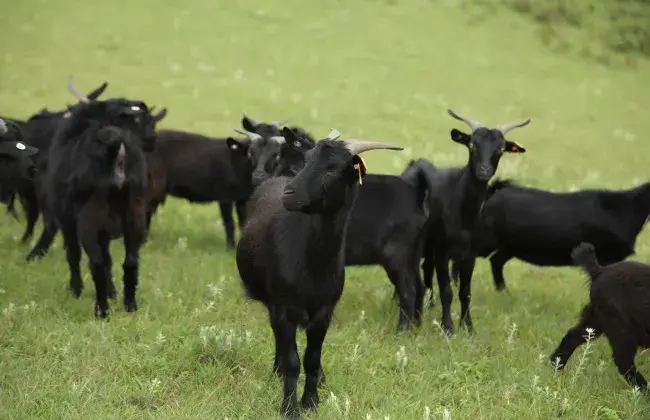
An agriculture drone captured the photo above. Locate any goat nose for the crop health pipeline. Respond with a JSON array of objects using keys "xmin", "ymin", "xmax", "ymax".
[{"xmin": 476, "ymin": 165, "xmax": 493, "ymax": 180}]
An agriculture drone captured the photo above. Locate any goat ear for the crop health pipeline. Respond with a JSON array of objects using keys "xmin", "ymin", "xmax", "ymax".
[
  {"xmin": 281, "ymin": 127, "xmax": 313, "ymax": 152},
  {"xmin": 86, "ymin": 82, "xmax": 108, "ymax": 100},
  {"xmin": 504, "ymin": 140, "xmax": 525, "ymax": 153},
  {"xmin": 153, "ymin": 108, "xmax": 167, "ymax": 123},
  {"xmin": 450, "ymin": 129, "xmax": 470, "ymax": 146},
  {"xmin": 241, "ymin": 115, "xmax": 258, "ymax": 132},
  {"xmin": 227, "ymin": 137, "xmax": 246, "ymax": 153}
]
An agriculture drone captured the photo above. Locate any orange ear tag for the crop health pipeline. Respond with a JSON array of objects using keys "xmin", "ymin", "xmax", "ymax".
[{"xmin": 353, "ymin": 157, "xmax": 368, "ymax": 185}]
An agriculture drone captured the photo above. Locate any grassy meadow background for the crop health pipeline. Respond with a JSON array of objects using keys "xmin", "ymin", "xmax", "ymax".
[{"xmin": 2, "ymin": 0, "xmax": 650, "ymax": 419}]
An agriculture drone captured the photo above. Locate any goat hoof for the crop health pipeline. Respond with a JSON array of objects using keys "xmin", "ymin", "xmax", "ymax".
[
  {"xmin": 280, "ymin": 404, "xmax": 301, "ymax": 420},
  {"xmin": 124, "ymin": 299, "xmax": 138, "ymax": 312},
  {"xmin": 25, "ymin": 251, "xmax": 43, "ymax": 262},
  {"xmin": 69, "ymin": 285, "xmax": 83, "ymax": 298},
  {"xmin": 94, "ymin": 304, "xmax": 109, "ymax": 319},
  {"xmin": 549, "ymin": 355, "xmax": 565, "ymax": 371},
  {"xmin": 442, "ymin": 324, "xmax": 455, "ymax": 336},
  {"xmin": 300, "ymin": 393, "xmax": 319, "ymax": 411}
]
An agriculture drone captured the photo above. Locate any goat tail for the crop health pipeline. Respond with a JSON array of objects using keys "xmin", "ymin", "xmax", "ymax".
[{"xmin": 571, "ymin": 242, "xmax": 601, "ymax": 279}]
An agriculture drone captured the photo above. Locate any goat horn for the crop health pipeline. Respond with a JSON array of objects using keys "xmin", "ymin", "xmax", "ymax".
[
  {"xmin": 234, "ymin": 129, "xmax": 263, "ymax": 142},
  {"xmin": 243, "ymin": 115, "xmax": 261, "ymax": 127},
  {"xmin": 344, "ymin": 140, "xmax": 404, "ymax": 156},
  {"xmin": 270, "ymin": 136, "xmax": 286, "ymax": 144},
  {"xmin": 67, "ymin": 75, "xmax": 90, "ymax": 103},
  {"xmin": 327, "ymin": 128, "xmax": 342, "ymax": 141},
  {"xmin": 496, "ymin": 118, "xmax": 532, "ymax": 135},
  {"xmin": 272, "ymin": 118, "xmax": 291, "ymax": 128},
  {"xmin": 0, "ymin": 118, "xmax": 7, "ymax": 135},
  {"xmin": 447, "ymin": 108, "xmax": 485, "ymax": 132}
]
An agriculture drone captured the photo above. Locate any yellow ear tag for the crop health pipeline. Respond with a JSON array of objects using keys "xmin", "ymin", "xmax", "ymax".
[{"xmin": 353, "ymin": 157, "xmax": 367, "ymax": 185}]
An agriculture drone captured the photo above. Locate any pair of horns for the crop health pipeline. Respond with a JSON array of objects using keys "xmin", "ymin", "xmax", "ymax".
[
  {"xmin": 447, "ymin": 108, "xmax": 531, "ymax": 135},
  {"xmin": 234, "ymin": 129, "xmax": 285, "ymax": 144}
]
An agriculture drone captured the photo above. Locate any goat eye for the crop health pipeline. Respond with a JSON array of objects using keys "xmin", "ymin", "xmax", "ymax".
[
  {"xmin": 292, "ymin": 140, "xmax": 301, "ymax": 148},
  {"xmin": 275, "ymin": 155, "xmax": 281, "ymax": 162},
  {"xmin": 325, "ymin": 165, "xmax": 338, "ymax": 175}
]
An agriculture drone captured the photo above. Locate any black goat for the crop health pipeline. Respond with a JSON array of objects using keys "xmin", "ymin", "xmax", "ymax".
[
  {"xmin": 0, "ymin": 118, "xmax": 39, "ymax": 202},
  {"xmin": 146, "ymin": 115, "xmax": 312, "ymax": 248},
  {"xmin": 471, "ymin": 179, "xmax": 650, "ymax": 291},
  {"xmin": 46, "ymin": 90, "xmax": 158, "ymax": 317},
  {"xmin": 146, "ymin": 127, "xmax": 254, "ymax": 247},
  {"xmin": 236, "ymin": 127, "xmax": 402, "ymax": 419},
  {"xmin": 1, "ymin": 78, "xmax": 108, "ymax": 243},
  {"xmin": 260, "ymin": 133, "xmax": 430, "ymax": 331},
  {"xmin": 418, "ymin": 108, "xmax": 530, "ymax": 334},
  {"xmin": 550, "ymin": 243, "xmax": 650, "ymax": 391},
  {"xmin": 24, "ymin": 79, "xmax": 166, "ymax": 262}
]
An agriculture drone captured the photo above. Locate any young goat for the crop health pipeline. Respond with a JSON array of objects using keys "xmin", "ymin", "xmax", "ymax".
[
  {"xmin": 550, "ymin": 243, "xmax": 650, "ymax": 391},
  {"xmin": 236, "ymin": 127, "xmax": 402, "ymax": 419},
  {"xmin": 470, "ymin": 179, "xmax": 650, "ymax": 292},
  {"xmin": 24, "ymin": 78, "xmax": 166, "ymax": 262},
  {"xmin": 47, "ymin": 92, "xmax": 158, "ymax": 317},
  {"xmin": 417, "ymin": 108, "xmax": 530, "ymax": 334}
]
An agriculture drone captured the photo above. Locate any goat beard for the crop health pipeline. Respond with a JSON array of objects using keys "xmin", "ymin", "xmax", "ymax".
[{"xmin": 114, "ymin": 143, "xmax": 126, "ymax": 188}]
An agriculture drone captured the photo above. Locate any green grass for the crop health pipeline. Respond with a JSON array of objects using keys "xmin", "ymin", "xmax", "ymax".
[{"xmin": 2, "ymin": 0, "xmax": 650, "ymax": 419}]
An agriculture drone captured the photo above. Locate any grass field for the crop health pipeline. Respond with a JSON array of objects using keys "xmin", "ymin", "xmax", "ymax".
[{"xmin": 2, "ymin": 0, "xmax": 650, "ymax": 419}]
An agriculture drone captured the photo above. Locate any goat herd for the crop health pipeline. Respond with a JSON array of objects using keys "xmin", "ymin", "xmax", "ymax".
[{"xmin": 1, "ymin": 76, "xmax": 649, "ymax": 418}]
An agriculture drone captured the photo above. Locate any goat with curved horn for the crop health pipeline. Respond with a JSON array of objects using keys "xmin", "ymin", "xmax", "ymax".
[
  {"xmin": 67, "ymin": 75, "xmax": 90, "ymax": 103},
  {"xmin": 496, "ymin": 118, "xmax": 532, "ymax": 135},
  {"xmin": 344, "ymin": 140, "xmax": 404, "ymax": 155},
  {"xmin": 447, "ymin": 108, "xmax": 485, "ymax": 132},
  {"xmin": 234, "ymin": 129, "xmax": 263, "ymax": 142}
]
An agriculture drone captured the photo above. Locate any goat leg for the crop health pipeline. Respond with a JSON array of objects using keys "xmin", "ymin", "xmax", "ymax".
[
  {"xmin": 549, "ymin": 305, "xmax": 602, "ymax": 370},
  {"xmin": 19, "ymin": 191, "xmax": 39, "ymax": 244},
  {"xmin": 276, "ymin": 317, "xmax": 300, "ymax": 419},
  {"xmin": 218, "ymin": 201, "xmax": 236, "ymax": 249},
  {"xmin": 435, "ymin": 251, "xmax": 454, "ymax": 335},
  {"xmin": 60, "ymin": 225, "xmax": 83, "ymax": 297},
  {"xmin": 457, "ymin": 257, "xmax": 476, "ymax": 334},
  {"xmin": 26, "ymin": 218, "xmax": 59, "ymax": 261},
  {"xmin": 301, "ymin": 312, "xmax": 332, "ymax": 411},
  {"xmin": 489, "ymin": 250, "xmax": 511, "ymax": 291},
  {"xmin": 122, "ymin": 207, "xmax": 146, "ymax": 313}
]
